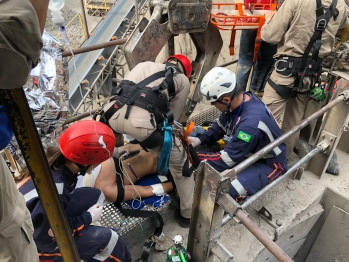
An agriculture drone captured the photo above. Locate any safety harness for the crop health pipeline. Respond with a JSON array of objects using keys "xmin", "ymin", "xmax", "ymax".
[
  {"xmin": 268, "ymin": 0, "xmax": 338, "ymax": 99},
  {"xmin": 96, "ymin": 63, "xmax": 181, "ymax": 146}
]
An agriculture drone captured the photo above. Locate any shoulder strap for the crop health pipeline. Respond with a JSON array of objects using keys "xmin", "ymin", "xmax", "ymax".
[
  {"xmin": 301, "ymin": 0, "xmax": 338, "ymax": 61},
  {"xmin": 135, "ymin": 71, "xmax": 165, "ymax": 89},
  {"xmin": 135, "ymin": 64, "xmax": 179, "ymax": 100}
]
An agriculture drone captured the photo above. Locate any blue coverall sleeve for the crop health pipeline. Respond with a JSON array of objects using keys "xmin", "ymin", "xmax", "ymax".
[
  {"xmin": 198, "ymin": 116, "xmax": 226, "ymax": 145},
  {"xmin": 60, "ymin": 186, "xmax": 92, "ymax": 233},
  {"xmin": 198, "ymin": 125, "xmax": 260, "ymax": 173}
]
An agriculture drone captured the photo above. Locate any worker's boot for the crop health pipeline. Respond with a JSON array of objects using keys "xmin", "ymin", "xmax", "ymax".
[{"xmin": 179, "ymin": 214, "xmax": 191, "ymax": 228}]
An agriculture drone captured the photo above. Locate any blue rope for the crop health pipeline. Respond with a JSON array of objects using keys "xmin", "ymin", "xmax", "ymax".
[{"xmin": 158, "ymin": 119, "xmax": 173, "ymax": 175}]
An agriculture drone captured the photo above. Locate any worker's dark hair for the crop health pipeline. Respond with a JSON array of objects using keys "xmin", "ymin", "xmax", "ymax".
[{"xmin": 15, "ymin": 146, "xmax": 66, "ymax": 182}]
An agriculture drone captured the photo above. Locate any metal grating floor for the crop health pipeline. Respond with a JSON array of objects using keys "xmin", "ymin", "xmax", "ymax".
[
  {"xmin": 100, "ymin": 201, "xmax": 170, "ymax": 235},
  {"xmin": 186, "ymin": 107, "xmax": 221, "ymax": 126}
]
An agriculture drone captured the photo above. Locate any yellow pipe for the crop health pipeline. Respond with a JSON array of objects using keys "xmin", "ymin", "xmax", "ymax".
[
  {"xmin": 336, "ymin": 26, "xmax": 349, "ymax": 48},
  {"xmin": 78, "ymin": 13, "xmax": 87, "ymax": 39},
  {"xmin": 0, "ymin": 88, "xmax": 80, "ymax": 261}
]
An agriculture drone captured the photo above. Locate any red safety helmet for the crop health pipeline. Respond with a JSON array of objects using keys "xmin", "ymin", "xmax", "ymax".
[
  {"xmin": 58, "ymin": 120, "xmax": 116, "ymax": 165},
  {"xmin": 167, "ymin": 54, "xmax": 192, "ymax": 78}
]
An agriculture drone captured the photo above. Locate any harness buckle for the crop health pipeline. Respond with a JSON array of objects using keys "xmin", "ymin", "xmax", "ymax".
[
  {"xmin": 166, "ymin": 65, "xmax": 178, "ymax": 75},
  {"xmin": 316, "ymin": 18, "xmax": 327, "ymax": 31}
]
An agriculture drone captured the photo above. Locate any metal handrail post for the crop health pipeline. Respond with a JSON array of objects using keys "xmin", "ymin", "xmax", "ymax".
[{"xmin": 0, "ymin": 88, "xmax": 80, "ymax": 261}]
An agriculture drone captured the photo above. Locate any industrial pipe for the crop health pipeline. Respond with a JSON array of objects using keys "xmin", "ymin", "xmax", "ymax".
[
  {"xmin": 62, "ymin": 38, "xmax": 128, "ymax": 57},
  {"xmin": 0, "ymin": 88, "xmax": 81, "ymax": 261},
  {"xmin": 235, "ymin": 209, "xmax": 293, "ymax": 262},
  {"xmin": 222, "ymin": 94, "xmax": 347, "ymax": 181},
  {"xmin": 63, "ymin": 107, "xmax": 101, "ymax": 125}
]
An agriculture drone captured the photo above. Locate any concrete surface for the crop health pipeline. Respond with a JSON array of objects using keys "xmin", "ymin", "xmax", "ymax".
[{"xmin": 147, "ymin": 149, "xmax": 349, "ymax": 262}]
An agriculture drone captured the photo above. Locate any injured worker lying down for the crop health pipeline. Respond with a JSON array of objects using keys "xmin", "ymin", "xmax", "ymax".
[{"xmin": 75, "ymin": 143, "xmax": 174, "ymax": 206}]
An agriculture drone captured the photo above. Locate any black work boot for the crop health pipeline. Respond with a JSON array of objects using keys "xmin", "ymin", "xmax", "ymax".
[{"xmin": 179, "ymin": 214, "xmax": 191, "ymax": 228}]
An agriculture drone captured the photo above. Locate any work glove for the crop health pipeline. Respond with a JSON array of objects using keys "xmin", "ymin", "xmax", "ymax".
[
  {"xmin": 87, "ymin": 204, "xmax": 103, "ymax": 223},
  {"xmin": 188, "ymin": 136, "xmax": 201, "ymax": 148}
]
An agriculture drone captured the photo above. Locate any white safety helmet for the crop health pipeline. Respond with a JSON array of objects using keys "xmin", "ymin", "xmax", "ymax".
[{"xmin": 199, "ymin": 67, "xmax": 237, "ymax": 104}]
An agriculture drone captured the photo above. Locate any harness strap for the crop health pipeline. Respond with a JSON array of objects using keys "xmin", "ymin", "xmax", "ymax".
[
  {"xmin": 302, "ymin": 0, "xmax": 338, "ymax": 62},
  {"xmin": 267, "ymin": 78, "xmax": 308, "ymax": 99},
  {"xmin": 114, "ymin": 157, "xmax": 125, "ymax": 204},
  {"xmin": 270, "ymin": 0, "xmax": 338, "ymax": 98},
  {"xmin": 135, "ymin": 71, "xmax": 165, "ymax": 89}
]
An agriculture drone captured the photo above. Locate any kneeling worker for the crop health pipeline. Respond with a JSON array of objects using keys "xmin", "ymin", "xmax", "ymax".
[
  {"xmin": 97, "ymin": 55, "xmax": 194, "ymax": 227},
  {"xmin": 189, "ymin": 67, "xmax": 288, "ymax": 202}
]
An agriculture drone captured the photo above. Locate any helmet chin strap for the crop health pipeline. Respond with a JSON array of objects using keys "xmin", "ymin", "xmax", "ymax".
[
  {"xmin": 74, "ymin": 163, "xmax": 91, "ymax": 176},
  {"xmin": 215, "ymin": 99, "xmax": 231, "ymax": 109}
]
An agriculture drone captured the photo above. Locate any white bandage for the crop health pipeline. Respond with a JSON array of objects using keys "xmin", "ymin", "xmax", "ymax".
[{"xmin": 151, "ymin": 183, "xmax": 165, "ymax": 196}]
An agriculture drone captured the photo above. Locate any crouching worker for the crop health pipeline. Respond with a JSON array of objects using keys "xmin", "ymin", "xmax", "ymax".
[
  {"xmin": 189, "ymin": 67, "xmax": 288, "ymax": 202},
  {"xmin": 76, "ymin": 143, "xmax": 174, "ymax": 203},
  {"xmin": 17, "ymin": 120, "xmax": 132, "ymax": 262},
  {"xmin": 96, "ymin": 55, "xmax": 194, "ymax": 228}
]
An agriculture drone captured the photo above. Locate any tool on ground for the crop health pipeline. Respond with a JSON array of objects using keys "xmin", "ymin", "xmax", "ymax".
[{"xmin": 166, "ymin": 235, "xmax": 191, "ymax": 262}]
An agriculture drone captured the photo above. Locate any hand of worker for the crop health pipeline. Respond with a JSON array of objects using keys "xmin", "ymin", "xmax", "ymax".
[
  {"xmin": 188, "ymin": 136, "xmax": 201, "ymax": 147},
  {"xmin": 87, "ymin": 204, "xmax": 103, "ymax": 223}
]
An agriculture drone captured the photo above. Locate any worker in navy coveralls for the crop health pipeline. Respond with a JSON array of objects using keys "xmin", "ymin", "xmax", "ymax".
[
  {"xmin": 188, "ymin": 67, "xmax": 288, "ymax": 202},
  {"xmin": 18, "ymin": 121, "xmax": 132, "ymax": 261}
]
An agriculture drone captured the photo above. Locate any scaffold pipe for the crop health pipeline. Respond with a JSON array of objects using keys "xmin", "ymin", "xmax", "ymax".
[
  {"xmin": 235, "ymin": 209, "xmax": 293, "ymax": 262},
  {"xmin": 63, "ymin": 107, "xmax": 101, "ymax": 125},
  {"xmin": 62, "ymin": 38, "xmax": 127, "ymax": 57},
  {"xmin": 0, "ymin": 88, "xmax": 80, "ymax": 261}
]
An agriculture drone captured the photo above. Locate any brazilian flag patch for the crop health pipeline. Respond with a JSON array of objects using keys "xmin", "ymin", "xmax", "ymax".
[{"xmin": 237, "ymin": 131, "xmax": 251, "ymax": 142}]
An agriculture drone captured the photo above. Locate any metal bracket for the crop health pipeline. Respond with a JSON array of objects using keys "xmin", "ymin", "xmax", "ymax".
[
  {"xmin": 257, "ymin": 207, "xmax": 279, "ymax": 237},
  {"xmin": 341, "ymin": 89, "xmax": 349, "ymax": 100},
  {"xmin": 318, "ymin": 131, "xmax": 337, "ymax": 155},
  {"xmin": 293, "ymin": 167, "xmax": 304, "ymax": 180},
  {"xmin": 343, "ymin": 125, "xmax": 349, "ymax": 132},
  {"xmin": 258, "ymin": 206, "xmax": 273, "ymax": 222},
  {"xmin": 168, "ymin": 0, "xmax": 211, "ymax": 34},
  {"xmin": 210, "ymin": 241, "xmax": 234, "ymax": 262}
]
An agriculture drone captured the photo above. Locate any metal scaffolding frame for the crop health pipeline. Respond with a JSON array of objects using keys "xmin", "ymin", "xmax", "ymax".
[
  {"xmin": 187, "ymin": 79, "xmax": 349, "ymax": 262},
  {"xmin": 69, "ymin": 0, "xmax": 149, "ymax": 115}
]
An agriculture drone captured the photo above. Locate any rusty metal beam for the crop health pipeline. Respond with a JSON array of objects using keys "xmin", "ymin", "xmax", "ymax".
[
  {"xmin": 0, "ymin": 88, "xmax": 80, "ymax": 261},
  {"xmin": 235, "ymin": 209, "xmax": 293, "ymax": 262},
  {"xmin": 62, "ymin": 38, "xmax": 127, "ymax": 57},
  {"xmin": 217, "ymin": 194, "xmax": 293, "ymax": 261}
]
